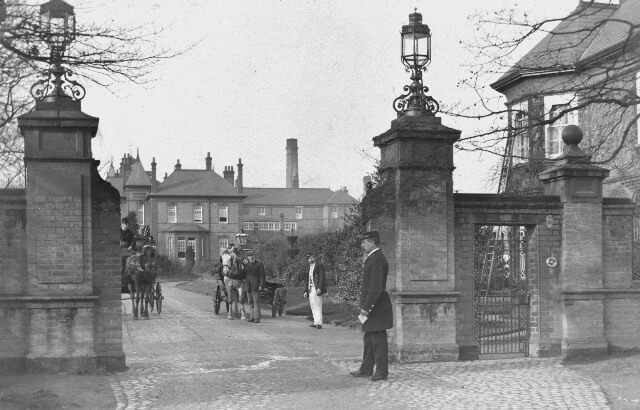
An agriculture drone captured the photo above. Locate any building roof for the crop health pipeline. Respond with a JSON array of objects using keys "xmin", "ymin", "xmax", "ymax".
[
  {"xmin": 242, "ymin": 187, "xmax": 356, "ymax": 206},
  {"xmin": 324, "ymin": 189, "xmax": 358, "ymax": 206},
  {"xmin": 243, "ymin": 187, "xmax": 332, "ymax": 206},
  {"xmin": 491, "ymin": 1, "xmax": 631, "ymax": 91},
  {"xmin": 152, "ymin": 169, "xmax": 244, "ymax": 197},
  {"xmin": 125, "ymin": 159, "xmax": 152, "ymax": 187},
  {"xmin": 164, "ymin": 224, "xmax": 209, "ymax": 233},
  {"xmin": 579, "ymin": 0, "xmax": 640, "ymax": 63}
]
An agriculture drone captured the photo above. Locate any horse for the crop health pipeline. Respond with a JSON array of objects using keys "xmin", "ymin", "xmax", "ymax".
[
  {"xmin": 220, "ymin": 250, "xmax": 248, "ymax": 320},
  {"xmin": 124, "ymin": 245, "xmax": 157, "ymax": 319}
]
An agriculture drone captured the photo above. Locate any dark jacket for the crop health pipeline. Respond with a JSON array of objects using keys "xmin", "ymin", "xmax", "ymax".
[
  {"xmin": 120, "ymin": 228, "xmax": 136, "ymax": 249},
  {"xmin": 245, "ymin": 259, "xmax": 266, "ymax": 292},
  {"xmin": 303, "ymin": 262, "xmax": 327, "ymax": 295},
  {"xmin": 360, "ymin": 249, "xmax": 393, "ymax": 332}
]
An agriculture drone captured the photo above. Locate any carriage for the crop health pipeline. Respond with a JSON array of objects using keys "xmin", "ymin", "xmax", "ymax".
[{"xmin": 213, "ymin": 276, "xmax": 287, "ymax": 318}]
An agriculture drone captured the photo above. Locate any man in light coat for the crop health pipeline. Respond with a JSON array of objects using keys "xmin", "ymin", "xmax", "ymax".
[
  {"xmin": 350, "ymin": 231, "xmax": 393, "ymax": 381},
  {"xmin": 302, "ymin": 252, "xmax": 327, "ymax": 329}
]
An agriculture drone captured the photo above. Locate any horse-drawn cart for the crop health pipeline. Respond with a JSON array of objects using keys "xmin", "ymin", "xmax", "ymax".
[
  {"xmin": 261, "ymin": 278, "xmax": 287, "ymax": 318},
  {"xmin": 213, "ymin": 277, "xmax": 286, "ymax": 318}
]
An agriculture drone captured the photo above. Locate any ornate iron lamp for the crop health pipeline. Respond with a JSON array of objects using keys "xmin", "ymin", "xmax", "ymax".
[
  {"xmin": 393, "ymin": 9, "xmax": 439, "ymax": 116},
  {"xmin": 30, "ymin": 0, "xmax": 85, "ymax": 101},
  {"xmin": 236, "ymin": 231, "xmax": 248, "ymax": 249}
]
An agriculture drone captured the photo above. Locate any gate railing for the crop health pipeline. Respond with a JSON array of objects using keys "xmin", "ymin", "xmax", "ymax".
[{"xmin": 473, "ymin": 225, "xmax": 530, "ymax": 356}]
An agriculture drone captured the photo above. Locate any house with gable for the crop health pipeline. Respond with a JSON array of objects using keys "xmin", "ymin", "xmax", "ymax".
[
  {"xmin": 106, "ymin": 139, "xmax": 357, "ymax": 269},
  {"xmin": 492, "ymin": 0, "xmax": 640, "ymax": 197}
]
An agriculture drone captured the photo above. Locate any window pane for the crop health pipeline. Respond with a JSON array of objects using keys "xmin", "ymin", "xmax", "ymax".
[
  {"xmin": 168, "ymin": 205, "xmax": 177, "ymax": 223},
  {"xmin": 219, "ymin": 206, "xmax": 228, "ymax": 223}
]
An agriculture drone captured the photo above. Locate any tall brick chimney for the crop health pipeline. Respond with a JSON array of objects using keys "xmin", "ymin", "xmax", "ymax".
[
  {"xmin": 237, "ymin": 158, "xmax": 243, "ymax": 193},
  {"xmin": 286, "ymin": 138, "xmax": 299, "ymax": 189},
  {"xmin": 151, "ymin": 157, "xmax": 157, "ymax": 193},
  {"xmin": 174, "ymin": 159, "xmax": 181, "ymax": 171},
  {"xmin": 205, "ymin": 152, "xmax": 212, "ymax": 171},
  {"xmin": 223, "ymin": 166, "xmax": 235, "ymax": 185}
]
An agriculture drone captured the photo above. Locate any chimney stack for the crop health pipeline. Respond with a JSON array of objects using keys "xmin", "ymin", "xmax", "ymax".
[
  {"xmin": 286, "ymin": 138, "xmax": 299, "ymax": 189},
  {"xmin": 205, "ymin": 152, "xmax": 212, "ymax": 170},
  {"xmin": 175, "ymin": 159, "xmax": 182, "ymax": 171},
  {"xmin": 237, "ymin": 158, "xmax": 244, "ymax": 193},
  {"xmin": 151, "ymin": 157, "xmax": 157, "ymax": 193},
  {"xmin": 223, "ymin": 166, "xmax": 235, "ymax": 185},
  {"xmin": 164, "ymin": 172, "xmax": 168, "ymax": 181},
  {"xmin": 122, "ymin": 153, "xmax": 133, "ymax": 184}
]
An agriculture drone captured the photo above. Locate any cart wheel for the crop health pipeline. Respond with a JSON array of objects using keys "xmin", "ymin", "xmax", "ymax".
[
  {"xmin": 214, "ymin": 286, "xmax": 221, "ymax": 314},
  {"xmin": 156, "ymin": 283, "xmax": 162, "ymax": 314},
  {"xmin": 224, "ymin": 290, "xmax": 229, "ymax": 313}
]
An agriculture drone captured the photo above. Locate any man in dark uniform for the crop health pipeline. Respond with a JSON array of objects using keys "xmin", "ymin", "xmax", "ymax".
[
  {"xmin": 350, "ymin": 231, "xmax": 393, "ymax": 381},
  {"xmin": 120, "ymin": 217, "xmax": 136, "ymax": 276},
  {"xmin": 244, "ymin": 251, "xmax": 266, "ymax": 323}
]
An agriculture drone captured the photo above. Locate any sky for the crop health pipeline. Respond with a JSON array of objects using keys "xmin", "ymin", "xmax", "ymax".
[{"xmin": 71, "ymin": 0, "xmax": 581, "ymax": 198}]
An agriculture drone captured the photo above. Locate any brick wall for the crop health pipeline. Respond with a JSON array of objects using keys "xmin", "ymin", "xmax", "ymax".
[
  {"xmin": 0, "ymin": 190, "xmax": 27, "ymax": 295},
  {"xmin": 91, "ymin": 164, "xmax": 126, "ymax": 370},
  {"xmin": 602, "ymin": 202, "xmax": 634, "ymax": 288}
]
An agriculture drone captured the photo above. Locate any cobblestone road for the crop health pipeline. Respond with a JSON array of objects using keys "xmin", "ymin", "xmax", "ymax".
[{"xmin": 110, "ymin": 283, "xmax": 610, "ymax": 409}]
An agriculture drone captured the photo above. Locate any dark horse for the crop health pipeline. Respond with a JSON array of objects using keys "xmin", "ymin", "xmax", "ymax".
[{"xmin": 125, "ymin": 245, "xmax": 157, "ymax": 319}]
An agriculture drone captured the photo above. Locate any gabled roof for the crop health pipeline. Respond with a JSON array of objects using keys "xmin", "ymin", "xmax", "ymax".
[
  {"xmin": 124, "ymin": 159, "xmax": 152, "ymax": 187},
  {"xmin": 324, "ymin": 189, "xmax": 358, "ymax": 206},
  {"xmin": 243, "ymin": 188, "xmax": 334, "ymax": 206},
  {"xmin": 152, "ymin": 169, "xmax": 243, "ymax": 197},
  {"xmin": 491, "ymin": 2, "xmax": 625, "ymax": 92}
]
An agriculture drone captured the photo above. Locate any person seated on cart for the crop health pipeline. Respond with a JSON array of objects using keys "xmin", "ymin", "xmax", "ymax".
[
  {"xmin": 120, "ymin": 217, "xmax": 136, "ymax": 276},
  {"xmin": 244, "ymin": 251, "xmax": 266, "ymax": 323}
]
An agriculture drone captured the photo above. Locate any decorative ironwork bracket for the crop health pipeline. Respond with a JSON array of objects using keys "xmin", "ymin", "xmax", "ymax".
[
  {"xmin": 393, "ymin": 69, "xmax": 439, "ymax": 116},
  {"xmin": 30, "ymin": 65, "xmax": 86, "ymax": 101}
]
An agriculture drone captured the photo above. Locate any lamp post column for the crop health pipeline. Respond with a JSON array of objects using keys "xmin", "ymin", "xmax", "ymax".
[{"xmin": 366, "ymin": 10, "xmax": 461, "ymax": 362}]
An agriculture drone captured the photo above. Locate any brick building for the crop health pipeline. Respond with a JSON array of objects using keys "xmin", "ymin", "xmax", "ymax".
[
  {"xmin": 105, "ymin": 139, "xmax": 357, "ymax": 268},
  {"xmin": 493, "ymin": 0, "xmax": 640, "ymax": 197}
]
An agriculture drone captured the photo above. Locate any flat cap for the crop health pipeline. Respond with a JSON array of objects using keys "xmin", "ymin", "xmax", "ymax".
[
  {"xmin": 361, "ymin": 231, "xmax": 380, "ymax": 240},
  {"xmin": 306, "ymin": 252, "xmax": 314, "ymax": 258}
]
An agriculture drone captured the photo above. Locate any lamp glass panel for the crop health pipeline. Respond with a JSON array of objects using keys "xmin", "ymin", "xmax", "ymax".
[
  {"xmin": 401, "ymin": 33, "xmax": 416, "ymax": 64},
  {"xmin": 414, "ymin": 34, "xmax": 430, "ymax": 66},
  {"xmin": 48, "ymin": 16, "xmax": 67, "ymax": 46}
]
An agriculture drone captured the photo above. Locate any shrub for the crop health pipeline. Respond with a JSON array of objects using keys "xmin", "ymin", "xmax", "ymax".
[{"xmin": 155, "ymin": 254, "xmax": 182, "ymax": 276}]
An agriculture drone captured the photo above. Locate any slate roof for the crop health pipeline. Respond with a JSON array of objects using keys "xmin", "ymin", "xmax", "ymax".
[
  {"xmin": 151, "ymin": 169, "xmax": 244, "ymax": 198},
  {"xmin": 125, "ymin": 159, "xmax": 152, "ymax": 187},
  {"xmin": 324, "ymin": 189, "xmax": 358, "ymax": 206},
  {"xmin": 164, "ymin": 223, "xmax": 209, "ymax": 232},
  {"xmin": 242, "ymin": 187, "xmax": 356, "ymax": 206},
  {"xmin": 491, "ymin": 1, "xmax": 636, "ymax": 91}
]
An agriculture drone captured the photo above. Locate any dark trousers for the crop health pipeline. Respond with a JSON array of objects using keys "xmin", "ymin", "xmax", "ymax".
[
  {"xmin": 359, "ymin": 330, "xmax": 388, "ymax": 375},
  {"xmin": 247, "ymin": 290, "xmax": 261, "ymax": 320}
]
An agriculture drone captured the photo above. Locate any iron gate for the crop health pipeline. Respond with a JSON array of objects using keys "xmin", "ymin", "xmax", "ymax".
[{"xmin": 473, "ymin": 225, "xmax": 530, "ymax": 356}]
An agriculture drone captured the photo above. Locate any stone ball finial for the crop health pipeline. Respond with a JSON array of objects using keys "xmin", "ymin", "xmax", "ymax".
[{"xmin": 562, "ymin": 124, "xmax": 583, "ymax": 146}]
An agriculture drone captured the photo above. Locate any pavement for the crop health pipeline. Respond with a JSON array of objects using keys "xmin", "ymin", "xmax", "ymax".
[{"xmin": 111, "ymin": 282, "xmax": 611, "ymax": 409}]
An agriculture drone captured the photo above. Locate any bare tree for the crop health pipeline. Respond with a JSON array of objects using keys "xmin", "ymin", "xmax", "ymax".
[
  {"xmin": 0, "ymin": 0, "xmax": 187, "ymax": 188},
  {"xmin": 449, "ymin": 0, "xmax": 640, "ymax": 193}
]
